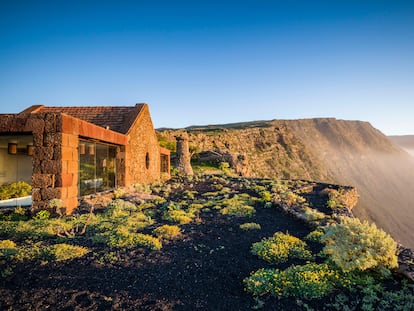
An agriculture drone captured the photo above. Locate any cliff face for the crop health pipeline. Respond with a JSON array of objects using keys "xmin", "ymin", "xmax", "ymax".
[
  {"xmin": 160, "ymin": 122, "xmax": 331, "ymax": 181},
  {"xmin": 159, "ymin": 119, "xmax": 414, "ymax": 248}
]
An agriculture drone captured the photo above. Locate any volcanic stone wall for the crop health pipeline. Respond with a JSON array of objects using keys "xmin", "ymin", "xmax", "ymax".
[
  {"xmin": 124, "ymin": 105, "xmax": 162, "ymax": 185},
  {"xmin": 0, "ymin": 113, "xmax": 74, "ymax": 212}
]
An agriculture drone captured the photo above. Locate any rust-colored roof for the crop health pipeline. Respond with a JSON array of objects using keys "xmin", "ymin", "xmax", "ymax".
[{"xmin": 33, "ymin": 104, "xmax": 145, "ymax": 134}]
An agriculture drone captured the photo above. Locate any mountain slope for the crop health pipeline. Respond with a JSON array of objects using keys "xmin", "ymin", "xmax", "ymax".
[
  {"xmin": 281, "ymin": 119, "xmax": 414, "ymax": 248},
  {"xmin": 159, "ymin": 119, "xmax": 414, "ymax": 248}
]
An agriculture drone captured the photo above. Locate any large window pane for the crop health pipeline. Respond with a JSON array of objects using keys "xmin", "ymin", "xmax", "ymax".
[{"xmin": 79, "ymin": 140, "xmax": 116, "ymax": 196}]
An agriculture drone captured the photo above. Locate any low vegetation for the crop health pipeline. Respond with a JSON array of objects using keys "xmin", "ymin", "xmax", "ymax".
[
  {"xmin": 0, "ymin": 174, "xmax": 412, "ymax": 310},
  {"xmin": 251, "ymin": 231, "xmax": 312, "ymax": 264},
  {"xmin": 244, "ymin": 263, "xmax": 340, "ymax": 299},
  {"xmin": 0, "ymin": 181, "xmax": 31, "ymax": 200},
  {"xmin": 321, "ymin": 216, "xmax": 398, "ymax": 274},
  {"xmin": 153, "ymin": 224, "xmax": 181, "ymax": 240},
  {"xmin": 239, "ymin": 222, "xmax": 261, "ymax": 231}
]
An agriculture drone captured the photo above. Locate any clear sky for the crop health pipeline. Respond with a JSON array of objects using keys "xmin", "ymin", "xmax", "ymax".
[{"xmin": 1, "ymin": 1, "xmax": 413, "ymax": 134}]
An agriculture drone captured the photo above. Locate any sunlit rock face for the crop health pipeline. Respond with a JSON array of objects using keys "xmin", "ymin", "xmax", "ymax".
[{"xmin": 159, "ymin": 119, "xmax": 414, "ymax": 248}]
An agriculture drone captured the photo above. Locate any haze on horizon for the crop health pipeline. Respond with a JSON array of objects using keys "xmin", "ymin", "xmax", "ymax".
[{"xmin": 1, "ymin": 1, "xmax": 413, "ymax": 135}]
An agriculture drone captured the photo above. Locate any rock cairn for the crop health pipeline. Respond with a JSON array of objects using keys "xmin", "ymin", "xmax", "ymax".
[{"xmin": 175, "ymin": 134, "xmax": 194, "ymax": 176}]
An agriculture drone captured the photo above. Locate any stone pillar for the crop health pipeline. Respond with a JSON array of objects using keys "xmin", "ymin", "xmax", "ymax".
[{"xmin": 175, "ymin": 134, "xmax": 193, "ymax": 176}]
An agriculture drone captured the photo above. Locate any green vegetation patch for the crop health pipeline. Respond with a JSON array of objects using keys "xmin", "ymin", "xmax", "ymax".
[
  {"xmin": 271, "ymin": 180, "xmax": 306, "ymax": 207},
  {"xmin": 1, "ymin": 240, "xmax": 89, "ymax": 262},
  {"xmin": 244, "ymin": 263, "xmax": 340, "ymax": 299},
  {"xmin": 153, "ymin": 225, "xmax": 182, "ymax": 240},
  {"xmin": 321, "ymin": 216, "xmax": 398, "ymax": 274},
  {"xmin": 0, "ymin": 181, "xmax": 31, "ymax": 200},
  {"xmin": 219, "ymin": 194, "xmax": 256, "ymax": 217},
  {"xmin": 239, "ymin": 222, "xmax": 261, "ymax": 231},
  {"xmin": 47, "ymin": 243, "xmax": 90, "ymax": 261},
  {"xmin": 251, "ymin": 232, "xmax": 312, "ymax": 264}
]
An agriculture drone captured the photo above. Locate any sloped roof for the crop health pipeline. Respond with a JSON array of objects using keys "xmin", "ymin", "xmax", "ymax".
[{"xmin": 28, "ymin": 104, "xmax": 145, "ymax": 134}]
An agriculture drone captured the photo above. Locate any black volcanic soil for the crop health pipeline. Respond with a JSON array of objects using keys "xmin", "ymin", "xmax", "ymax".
[
  {"xmin": 1, "ymin": 176, "xmax": 410, "ymax": 310},
  {"xmin": 1, "ymin": 207, "xmax": 317, "ymax": 310}
]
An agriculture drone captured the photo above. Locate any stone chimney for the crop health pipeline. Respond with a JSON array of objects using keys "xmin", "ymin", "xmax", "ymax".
[{"xmin": 175, "ymin": 133, "xmax": 194, "ymax": 176}]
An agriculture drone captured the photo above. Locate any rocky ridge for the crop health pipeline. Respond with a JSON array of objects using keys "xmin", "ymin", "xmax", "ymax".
[{"xmin": 158, "ymin": 118, "xmax": 414, "ymax": 248}]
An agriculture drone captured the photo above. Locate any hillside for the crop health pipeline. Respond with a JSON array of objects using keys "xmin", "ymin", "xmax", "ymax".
[
  {"xmin": 389, "ymin": 135, "xmax": 414, "ymax": 157},
  {"xmin": 159, "ymin": 119, "xmax": 414, "ymax": 248}
]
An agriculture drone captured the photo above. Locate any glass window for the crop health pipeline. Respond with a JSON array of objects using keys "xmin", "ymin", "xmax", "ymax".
[
  {"xmin": 0, "ymin": 134, "xmax": 33, "ymax": 206},
  {"xmin": 79, "ymin": 140, "xmax": 117, "ymax": 196},
  {"xmin": 160, "ymin": 154, "xmax": 169, "ymax": 173}
]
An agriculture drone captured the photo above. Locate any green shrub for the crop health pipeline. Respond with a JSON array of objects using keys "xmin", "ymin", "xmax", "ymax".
[
  {"xmin": 221, "ymin": 204, "xmax": 255, "ymax": 217},
  {"xmin": 271, "ymin": 182, "xmax": 306, "ymax": 207},
  {"xmin": 153, "ymin": 225, "xmax": 181, "ymax": 240},
  {"xmin": 3, "ymin": 241, "xmax": 47, "ymax": 261},
  {"xmin": 133, "ymin": 183, "xmax": 152, "ymax": 194},
  {"xmin": 7, "ymin": 206, "xmax": 28, "ymax": 221},
  {"xmin": 131, "ymin": 233, "xmax": 162, "ymax": 250},
  {"xmin": 251, "ymin": 232, "xmax": 312, "ymax": 264},
  {"xmin": 240, "ymin": 222, "xmax": 261, "ymax": 231},
  {"xmin": 113, "ymin": 188, "xmax": 126, "ymax": 199},
  {"xmin": 260, "ymin": 191, "xmax": 272, "ymax": 203},
  {"xmin": 326, "ymin": 278, "xmax": 414, "ymax": 311},
  {"xmin": 244, "ymin": 263, "xmax": 340, "ymax": 299},
  {"xmin": 218, "ymin": 162, "xmax": 231, "ymax": 174},
  {"xmin": 305, "ymin": 229, "xmax": 324, "ymax": 242},
  {"xmin": 103, "ymin": 226, "xmax": 162, "ymax": 250},
  {"xmin": 163, "ymin": 209, "xmax": 194, "ymax": 224},
  {"xmin": 321, "ymin": 217, "xmax": 398, "ymax": 273},
  {"xmin": 219, "ymin": 194, "xmax": 256, "ymax": 217},
  {"xmin": 33, "ymin": 210, "xmax": 50, "ymax": 220},
  {"xmin": 0, "ymin": 240, "xmax": 18, "ymax": 258},
  {"xmin": 0, "ymin": 217, "xmax": 71, "ymax": 239},
  {"xmin": 157, "ymin": 134, "xmax": 176, "ymax": 152},
  {"xmin": 48, "ymin": 243, "xmax": 90, "ymax": 261},
  {"xmin": 0, "ymin": 181, "xmax": 31, "ymax": 200},
  {"xmin": 4, "ymin": 241, "xmax": 88, "ymax": 262},
  {"xmin": 219, "ymin": 187, "xmax": 232, "ymax": 195},
  {"xmin": 182, "ymin": 190, "xmax": 198, "ymax": 200},
  {"xmin": 202, "ymin": 191, "xmax": 220, "ymax": 198},
  {"xmin": 302, "ymin": 207, "xmax": 325, "ymax": 222},
  {"xmin": 325, "ymin": 187, "xmax": 358, "ymax": 210},
  {"xmin": 98, "ymin": 251, "xmax": 121, "ymax": 265},
  {"xmin": 105, "ymin": 199, "xmax": 139, "ymax": 217}
]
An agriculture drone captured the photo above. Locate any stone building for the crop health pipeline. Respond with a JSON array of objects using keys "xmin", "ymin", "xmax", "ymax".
[{"xmin": 0, "ymin": 103, "xmax": 170, "ymax": 214}]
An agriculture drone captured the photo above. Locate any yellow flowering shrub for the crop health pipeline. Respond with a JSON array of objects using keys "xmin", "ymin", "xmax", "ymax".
[
  {"xmin": 321, "ymin": 217, "xmax": 398, "ymax": 273},
  {"xmin": 106, "ymin": 228, "xmax": 162, "ymax": 250},
  {"xmin": 251, "ymin": 232, "xmax": 312, "ymax": 263},
  {"xmin": 244, "ymin": 263, "xmax": 340, "ymax": 299},
  {"xmin": 163, "ymin": 209, "xmax": 194, "ymax": 224},
  {"xmin": 153, "ymin": 225, "xmax": 181, "ymax": 240},
  {"xmin": 48, "ymin": 243, "xmax": 90, "ymax": 261}
]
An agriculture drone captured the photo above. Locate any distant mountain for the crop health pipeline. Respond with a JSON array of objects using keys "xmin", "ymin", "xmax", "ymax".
[
  {"xmin": 159, "ymin": 119, "xmax": 414, "ymax": 248},
  {"xmin": 389, "ymin": 135, "xmax": 414, "ymax": 157}
]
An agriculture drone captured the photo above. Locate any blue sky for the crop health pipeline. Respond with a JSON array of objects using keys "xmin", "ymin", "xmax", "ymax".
[{"xmin": 1, "ymin": 1, "xmax": 413, "ymax": 134}]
